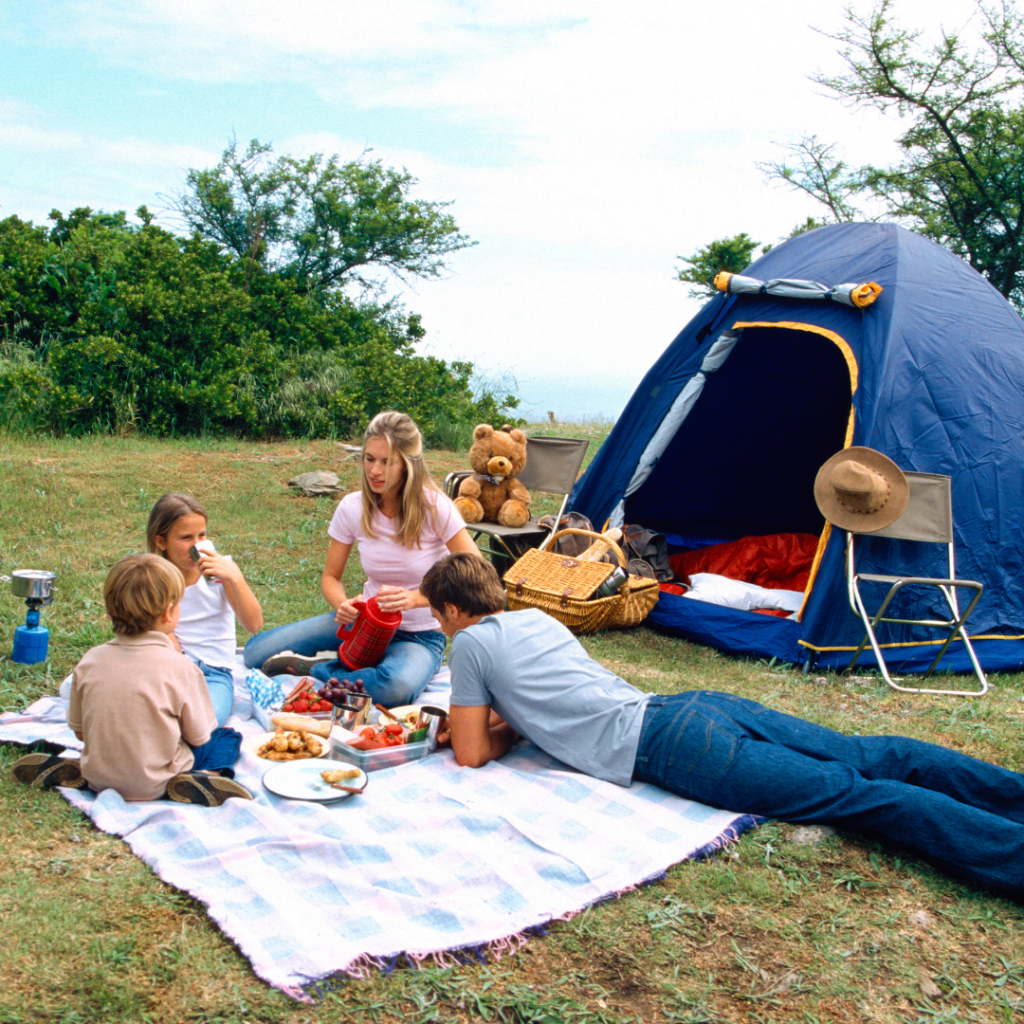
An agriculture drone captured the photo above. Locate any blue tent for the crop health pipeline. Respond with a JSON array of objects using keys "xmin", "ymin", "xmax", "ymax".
[{"xmin": 570, "ymin": 223, "xmax": 1024, "ymax": 674}]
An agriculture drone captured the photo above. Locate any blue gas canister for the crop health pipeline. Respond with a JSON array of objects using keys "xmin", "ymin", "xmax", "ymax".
[{"xmin": 13, "ymin": 622, "xmax": 49, "ymax": 664}]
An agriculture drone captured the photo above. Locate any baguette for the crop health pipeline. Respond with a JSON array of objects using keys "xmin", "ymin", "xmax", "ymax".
[
  {"xmin": 577, "ymin": 528, "xmax": 623, "ymax": 562},
  {"xmin": 270, "ymin": 712, "xmax": 332, "ymax": 738}
]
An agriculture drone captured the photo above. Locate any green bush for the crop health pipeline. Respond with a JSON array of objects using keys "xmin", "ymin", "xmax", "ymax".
[{"xmin": 0, "ymin": 208, "xmax": 517, "ymax": 440}]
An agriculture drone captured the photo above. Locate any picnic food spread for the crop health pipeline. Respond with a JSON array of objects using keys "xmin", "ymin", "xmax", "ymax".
[{"xmin": 260, "ymin": 689, "xmax": 443, "ymax": 775}]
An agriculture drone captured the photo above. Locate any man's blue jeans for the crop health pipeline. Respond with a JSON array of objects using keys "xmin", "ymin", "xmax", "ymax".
[
  {"xmin": 633, "ymin": 691, "xmax": 1024, "ymax": 900},
  {"xmin": 243, "ymin": 612, "xmax": 446, "ymax": 706}
]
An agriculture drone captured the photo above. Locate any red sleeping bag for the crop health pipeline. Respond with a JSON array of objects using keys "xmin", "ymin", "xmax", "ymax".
[{"xmin": 669, "ymin": 533, "xmax": 820, "ymax": 593}]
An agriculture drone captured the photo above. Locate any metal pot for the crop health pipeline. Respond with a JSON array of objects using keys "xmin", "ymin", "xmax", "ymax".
[{"xmin": 2, "ymin": 570, "xmax": 56, "ymax": 604}]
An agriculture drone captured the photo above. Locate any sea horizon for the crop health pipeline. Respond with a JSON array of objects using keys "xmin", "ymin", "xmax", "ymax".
[{"xmin": 489, "ymin": 368, "xmax": 646, "ymax": 425}]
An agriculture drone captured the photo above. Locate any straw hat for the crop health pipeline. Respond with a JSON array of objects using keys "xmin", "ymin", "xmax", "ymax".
[{"xmin": 814, "ymin": 447, "xmax": 909, "ymax": 533}]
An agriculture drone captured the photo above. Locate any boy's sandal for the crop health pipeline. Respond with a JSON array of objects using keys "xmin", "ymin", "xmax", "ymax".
[
  {"xmin": 166, "ymin": 772, "xmax": 254, "ymax": 806},
  {"xmin": 11, "ymin": 753, "xmax": 87, "ymax": 789}
]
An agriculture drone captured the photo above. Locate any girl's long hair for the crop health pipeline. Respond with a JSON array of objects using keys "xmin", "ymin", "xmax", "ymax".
[
  {"xmin": 360, "ymin": 411, "xmax": 439, "ymax": 547},
  {"xmin": 146, "ymin": 493, "xmax": 207, "ymax": 554}
]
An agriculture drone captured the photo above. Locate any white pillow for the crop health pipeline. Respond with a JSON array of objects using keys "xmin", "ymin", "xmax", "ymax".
[{"xmin": 683, "ymin": 573, "xmax": 804, "ymax": 614}]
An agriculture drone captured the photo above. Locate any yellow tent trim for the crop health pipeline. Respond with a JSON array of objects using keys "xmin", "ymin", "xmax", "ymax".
[
  {"xmin": 798, "ymin": 633, "xmax": 1024, "ymax": 653},
  {"xmin": 731, "ymin": 321, "xmax": 859, "ymax": 622},
  {"xmin": 731, "ymin": 321, "xmax": 859, "ymax": 396}
]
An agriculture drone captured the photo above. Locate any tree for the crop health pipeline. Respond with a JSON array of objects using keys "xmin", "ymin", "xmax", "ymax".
[
  {"xmin": 173, "ymin": 138, "xmax": 476, "ymax": 297},
  {"xmin": 675, "ymin": 233, "xmax": 768, "ymax": 300},
  {"xmin": 764, "ymin": 0, "xmax": 1024, "ymax": 309},
  {"xmin": 758, "ymin": 137, "xmax": 861, "ymax": 225}
]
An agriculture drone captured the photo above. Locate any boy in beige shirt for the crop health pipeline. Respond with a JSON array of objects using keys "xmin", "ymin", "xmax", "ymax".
[{"xmin": 11, "ymin": 554, "xmax": 252, "ymax": 806}]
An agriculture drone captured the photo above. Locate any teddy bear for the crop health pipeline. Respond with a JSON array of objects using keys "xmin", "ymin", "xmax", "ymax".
[{"xmin": 454, "ymin": 424, "xmax": 532, "ymax": 527}]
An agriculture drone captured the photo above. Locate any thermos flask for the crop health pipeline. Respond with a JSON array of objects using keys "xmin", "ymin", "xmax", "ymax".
[
  {"xmin": 336, "ymin": 596, "xmax": 402, "ymax": 670},
  {"xmin": 592, "ymin": 566, "xmax": 629, "ymax": 599}
]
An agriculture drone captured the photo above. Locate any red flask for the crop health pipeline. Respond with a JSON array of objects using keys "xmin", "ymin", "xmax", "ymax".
[{"xmin": 336, "ymin": 596, "xmax": 402, "ymax": 670}]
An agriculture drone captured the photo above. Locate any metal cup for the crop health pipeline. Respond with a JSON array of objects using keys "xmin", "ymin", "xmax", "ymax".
[
  {"xmin": 334, "ymin": 692, "xmax": 373, "ymax": 732},
  {"xmin": 414, "ymin": 705, "xmax": 448, "ymax": 750}
]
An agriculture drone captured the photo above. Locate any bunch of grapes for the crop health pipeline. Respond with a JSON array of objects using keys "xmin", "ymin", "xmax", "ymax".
[{"xmin": 318, "ymin": 678, "xmax": 367, "ymax": 706}]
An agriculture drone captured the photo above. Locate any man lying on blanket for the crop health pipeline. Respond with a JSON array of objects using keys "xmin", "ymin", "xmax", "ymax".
[{"xmin": 421, "ymin": 553, "xmax": 1024, "ymax": 902}]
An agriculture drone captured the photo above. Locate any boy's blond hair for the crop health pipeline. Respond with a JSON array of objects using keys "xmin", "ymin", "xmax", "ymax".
[
  {"xmin": 104, "ymin": 554, "xmax": 184, "ymax": 636},
  {"xmin": 421, "ymin": 552, "xmax": 507, "ymax": 617}
]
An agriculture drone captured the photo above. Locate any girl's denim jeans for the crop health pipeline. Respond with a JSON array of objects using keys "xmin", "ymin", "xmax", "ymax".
[{"xmin": 189, "ymin": 656, "xmax": 234, "ymax": 727}]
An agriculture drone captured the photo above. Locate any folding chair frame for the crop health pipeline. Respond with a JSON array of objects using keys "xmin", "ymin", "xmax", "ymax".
[{"xmin": 844, "ymin": 472, "xmax": 988, "ymax": 696}]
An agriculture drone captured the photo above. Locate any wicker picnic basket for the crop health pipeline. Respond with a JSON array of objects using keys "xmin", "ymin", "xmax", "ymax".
[{"xmin": 503, "ymin": 528, "xmax": 660, "ymax": 634}]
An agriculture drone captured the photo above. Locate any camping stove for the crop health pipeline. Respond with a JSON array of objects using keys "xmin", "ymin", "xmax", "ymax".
[{"xmin": 2, "ymin": 570, "xmax": 56, "ymax": 664}]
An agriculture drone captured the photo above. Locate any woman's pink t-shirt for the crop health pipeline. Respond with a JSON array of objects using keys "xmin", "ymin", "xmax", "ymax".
[{"xmin": 328, "ymin": 489, "xmax": 466, "ymax": 632}]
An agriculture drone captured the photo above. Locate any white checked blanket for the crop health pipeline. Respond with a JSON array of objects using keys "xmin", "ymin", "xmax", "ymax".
[{"xmin": 0, "ymin": 669, "xmax": 755, "ymax": 999}]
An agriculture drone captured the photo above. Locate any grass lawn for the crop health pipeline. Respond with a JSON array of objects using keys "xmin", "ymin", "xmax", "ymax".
[{"xmin": 1, "ymin": 426, "xmax": 1022, "ymax": 1024}]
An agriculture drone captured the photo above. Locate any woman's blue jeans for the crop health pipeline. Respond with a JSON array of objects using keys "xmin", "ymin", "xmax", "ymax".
[
  {"xmin": 633, "ymin": 691, "xmax": 1024, "ymax": 900},
  {"xmin": 243, "ymin": 612, "xmax": 445, "ymax": 706},
  {"xmin": 243, "ymin": 611, "xmax": 340, "ymax": 668}
]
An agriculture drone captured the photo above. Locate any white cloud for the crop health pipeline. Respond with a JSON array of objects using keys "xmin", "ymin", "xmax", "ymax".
[{"xmin": 51, "ymin": 0, "xmax": 589, "ymax": 82}]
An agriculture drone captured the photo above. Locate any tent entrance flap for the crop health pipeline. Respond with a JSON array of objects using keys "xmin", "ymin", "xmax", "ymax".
[{"xmin": 624, "ymin": 324, "xmax": 855, "ymax": 542}]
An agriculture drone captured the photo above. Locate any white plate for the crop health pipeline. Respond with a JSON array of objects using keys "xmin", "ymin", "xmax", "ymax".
[
  {"xmin": 243, "ymin": 730, "xmax": 330, "ymax": 760},
  {"xmin": 382, "ymin": 704, "xmax": 423, "ymax": 726},
  {"xmin": 261, "ymin": 761, "xmax": 368, "ymax": 802}
]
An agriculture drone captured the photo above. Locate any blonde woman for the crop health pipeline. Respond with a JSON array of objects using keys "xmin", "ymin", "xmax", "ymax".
[{"xmin": 244, "ymin": 411, "xmax": 481, "ymax": 705}]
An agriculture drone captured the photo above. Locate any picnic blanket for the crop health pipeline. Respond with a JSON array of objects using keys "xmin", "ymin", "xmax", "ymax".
[{"xmin": 0, "ymin": 660, "xmax": 757, "ymax": 1000}]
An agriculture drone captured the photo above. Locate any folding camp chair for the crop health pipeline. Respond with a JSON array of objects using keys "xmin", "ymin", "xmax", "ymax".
[
  {"xmin": 845, "ymin": 471, "xmax": 988, "ymax": 695},
  {"xmin": 444, "ymin": 435, "xmax": 589, "ymax": 569}
]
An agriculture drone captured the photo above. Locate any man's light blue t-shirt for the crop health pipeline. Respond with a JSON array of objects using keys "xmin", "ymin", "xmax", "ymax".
[{"xmin": 449, "ymin": 609, "xmax": 653, "ymax": 786}]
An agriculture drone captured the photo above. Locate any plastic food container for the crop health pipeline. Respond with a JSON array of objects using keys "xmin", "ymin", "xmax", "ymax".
[{"xmin": 329, "ymin": 735, "xmax": 435, "ymax": 772}]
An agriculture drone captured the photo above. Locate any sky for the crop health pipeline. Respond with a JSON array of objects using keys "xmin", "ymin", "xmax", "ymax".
[{"xmin": 0, "ymin": 0, "xmax": 988, "ymax": 420}]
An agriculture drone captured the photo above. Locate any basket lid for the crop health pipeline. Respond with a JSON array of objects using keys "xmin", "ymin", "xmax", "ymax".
[{"xmin": 503, "ymin": 547, "xmax": 614, "ymax": 599}]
